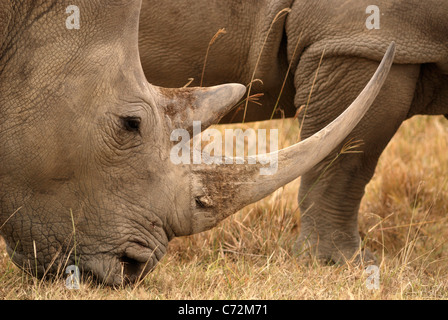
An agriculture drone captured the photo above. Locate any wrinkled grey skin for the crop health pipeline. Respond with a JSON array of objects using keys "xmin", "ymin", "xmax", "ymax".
[
  {"xmin": 0, "ymin": 0, "xmax": 248, "ymax": 285},
  {"xmin": 0, "ymin": 0, "xmax": 395, "ymax": 285},
  {"xmin": 139, "ymin": 0, "xmax": 448, "ymax": 262}
]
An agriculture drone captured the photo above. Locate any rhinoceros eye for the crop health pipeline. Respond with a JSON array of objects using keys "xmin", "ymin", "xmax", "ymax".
[{"xmin": 121, "ymin": 116, "xmax": 141, "ymax": 133}]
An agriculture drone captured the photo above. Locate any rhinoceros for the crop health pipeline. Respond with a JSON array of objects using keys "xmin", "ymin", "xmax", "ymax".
[
  {"xmin": 0, "ymin": 0, "xmax": 396, "ymax": 286},
  {"xmin": 139, "ymin": 0, "xmax": 448, "ymax": 264}
]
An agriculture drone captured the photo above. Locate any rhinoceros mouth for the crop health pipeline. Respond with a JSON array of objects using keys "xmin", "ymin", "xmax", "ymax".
[
  {"xmin": 6, "ymin": 239, "xmax": 156, "ymax": 286},
  {"xmin": 55, "ymin": 239, "xmax": 160, "ymax": 286},
  {"xmin": 117, "ymin": 241, "xmax": 158, "ymax": 285}
]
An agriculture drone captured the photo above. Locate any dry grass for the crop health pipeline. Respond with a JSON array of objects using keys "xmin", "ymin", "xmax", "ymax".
[{"xmin": 1, "ymin": 115, "xmax": 447, "ymax": 300}]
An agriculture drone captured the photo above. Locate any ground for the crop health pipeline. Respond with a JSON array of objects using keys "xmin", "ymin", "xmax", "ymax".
[{"xmin": 1, "ymin": 115, "xmax": 447, "ymax": 299}]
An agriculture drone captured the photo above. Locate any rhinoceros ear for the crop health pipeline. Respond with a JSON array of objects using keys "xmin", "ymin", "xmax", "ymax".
[{"xmin": 157, "ymin": 84, "xmax": 246, "ymax": 135}]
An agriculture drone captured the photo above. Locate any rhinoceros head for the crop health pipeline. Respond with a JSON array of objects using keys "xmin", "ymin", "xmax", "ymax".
[{"xmin": 0, "ymin": 0, "xmax": 394, "ymax": 285}]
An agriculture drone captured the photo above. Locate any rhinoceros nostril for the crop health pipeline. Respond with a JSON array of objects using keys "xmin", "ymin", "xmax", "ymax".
[
  {"xmin": 195, "ymin": 195, "xmax": 213, "ymax": 208},
  {"xmin": 195, "ymin": 197, "xmax": 206, "ymax": 208}
]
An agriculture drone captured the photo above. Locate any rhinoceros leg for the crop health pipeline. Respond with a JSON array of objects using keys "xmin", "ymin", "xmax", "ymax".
[{"xmin": 293, "ymin": 54, "xmax": 420, "ymax": 263}]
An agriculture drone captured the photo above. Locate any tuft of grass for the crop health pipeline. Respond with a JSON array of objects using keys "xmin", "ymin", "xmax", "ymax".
[
  {"xmin": 200, "ymin": 28, "xmax": 227, "ymax": 87},
  {"xmin": 242, "ymin": 8, "xmax": 291, "ymax": 123}
]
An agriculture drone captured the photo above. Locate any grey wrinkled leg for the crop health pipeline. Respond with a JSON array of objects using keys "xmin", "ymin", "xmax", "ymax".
[{"xmin": 292, "ymin": 55, "xmax": 419, "ymax": 264}]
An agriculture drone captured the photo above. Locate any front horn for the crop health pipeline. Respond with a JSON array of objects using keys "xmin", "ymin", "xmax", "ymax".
[{"xmin": 184, "ymin": 41, "xmax": 396, "ymax": 235}]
